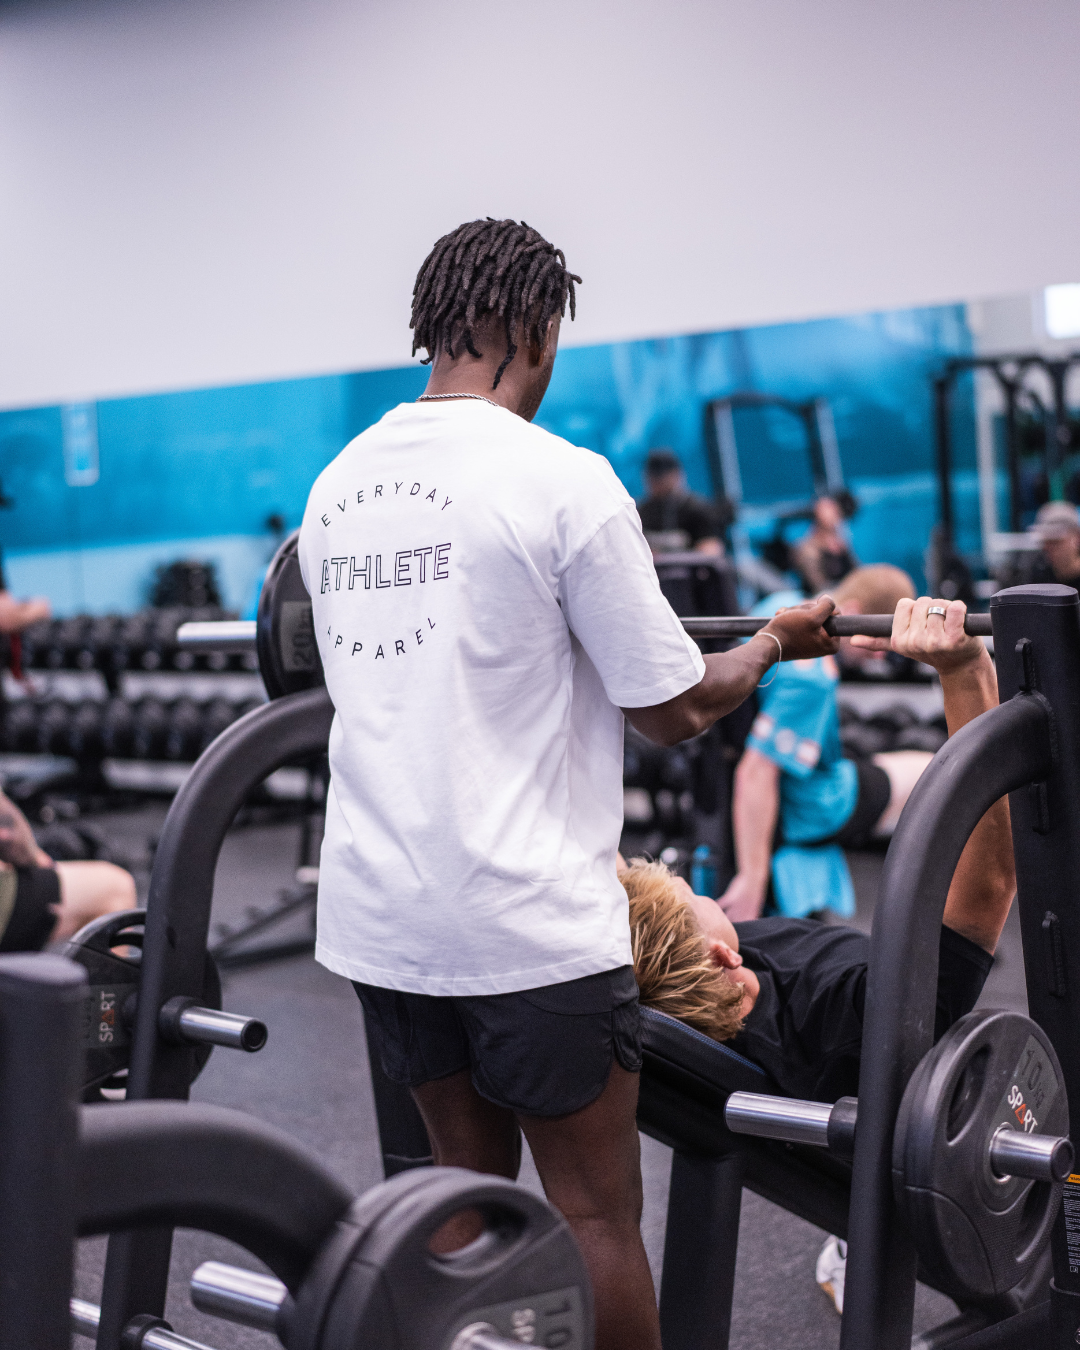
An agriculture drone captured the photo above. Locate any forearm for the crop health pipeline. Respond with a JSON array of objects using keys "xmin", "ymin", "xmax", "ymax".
[
  {"xmin": 938, "ymin": 647, "xmax": 999, "ymax": 734},
  {"xmin": 624, "ymin": 637, "xmax": 776, "ymax": 746},
  {"xmin": 793, "ymin": 542, "xmax": 827, "ymax": 594},
  {"xmin": 939, "ymin": 649, "xmax": 1014, "ymax": 952},
  {"xmin": 732, "ymin": 752, "xmax": 779, "ymax": 886}
]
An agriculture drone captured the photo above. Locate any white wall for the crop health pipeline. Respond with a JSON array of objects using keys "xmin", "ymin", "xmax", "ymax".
[{"xmin": 2, "ymin": 0, "xmax": 1079, "ymax": 410}]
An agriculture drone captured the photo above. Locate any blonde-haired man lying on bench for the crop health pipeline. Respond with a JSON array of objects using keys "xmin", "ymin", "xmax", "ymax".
[{"xmin": 620, "ymin": 598, "xmax": 1014, "ymax": 1314}]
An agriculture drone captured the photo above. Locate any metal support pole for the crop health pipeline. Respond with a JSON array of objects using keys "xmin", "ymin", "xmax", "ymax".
[
  {"xmin": 0, "ymin": 953, "xmax": 86, "ymax": 1350},
  {"xmin": 96, "ymin": 688, "xmax": 335, "ymax": 1350},
  {"xmin": 1001, "ymin": 378, "xmax": 1022, "ymax": 534},
  {"xmin": 934, "ymin": 373, "xmax": 955, "ymax": 551},
  {"xmin": 840, "ymin": 657, "xmax": 1055, "ymax": 1350},
  {"xmin": 991, "ymin": 584, "xmax": 1080, "ymax": 1348},
  {"xmin": 659, "ymin": 1151, "xmax": 745, "ymax": 1350}
]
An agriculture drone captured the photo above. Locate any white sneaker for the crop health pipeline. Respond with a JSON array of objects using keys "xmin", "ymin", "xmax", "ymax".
[{"xmin": 816, "ymin": 1235, "xmax": 847, "ymax": 1314}]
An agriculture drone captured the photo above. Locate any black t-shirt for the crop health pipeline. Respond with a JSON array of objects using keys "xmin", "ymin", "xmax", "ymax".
[
  {"xmin": 728, "ymin": 918, "xmax": 993, "ymax": 1103},
  {"xmin": 636, "ymin": 493, "xmax": 722, "ymax": 551}
]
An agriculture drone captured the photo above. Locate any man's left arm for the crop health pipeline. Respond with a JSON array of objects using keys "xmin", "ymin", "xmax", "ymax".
[{"xmin": 853, "ymin": 598, "xmax": 1015, "ymax": 952}]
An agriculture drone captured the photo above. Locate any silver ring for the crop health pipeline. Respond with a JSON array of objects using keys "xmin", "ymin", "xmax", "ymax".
[{"xmin": 927, "ymin": 606, "xmax": 947, "ymax": 618}]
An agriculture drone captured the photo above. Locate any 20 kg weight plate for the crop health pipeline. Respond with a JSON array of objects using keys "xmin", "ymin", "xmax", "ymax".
[
  {"xmin": 60, "ymin": 908, "xmax": 222, "ymax": 1102},
  {"xmin": 256, "ymin": 532, "xmax": 323, "ymax": 701},
  {"xmin": 894, "ymin": 1008, "xmax": 1067, "ymax": 1301}
]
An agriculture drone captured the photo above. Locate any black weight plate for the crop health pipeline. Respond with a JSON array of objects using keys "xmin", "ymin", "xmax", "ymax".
[
  {"xmin": 60, "ymin": 909, "xmax": 222, "ymax": 1103},
  {"xmin": 285, "ymin": 1168, "xmax": 592, "ymax": 1350},
  {"xmin": 894, "ymin": 1008, "xmax": 1067, "ymax": 1301},
  {"xmin": 256, "ymin": 531, "xmax": 323, "ymax": 701}
]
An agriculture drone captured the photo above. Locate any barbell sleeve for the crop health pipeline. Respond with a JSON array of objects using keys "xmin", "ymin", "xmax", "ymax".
[
  {"xmin": 725, "ymin": 1091, "xmax": 834, "ymax": 1147},
  {"xmin": 989, "ymin": 1126, "xmax": 1074, "ymax": 1182},
  {"xmin": 175, "ymin": 620, "xmax": 257, "ymax": 651},
  {"xmin": 71, "ymin": 1299, "xmax": 219, "ymax": 1349},
  {"xmin": 191, "ymin": 1260, "xmax": 285, "ymax": 1330},
  {"xmin": 158, "ymin": 996, "xmax": 268, "ymax": 1052}
]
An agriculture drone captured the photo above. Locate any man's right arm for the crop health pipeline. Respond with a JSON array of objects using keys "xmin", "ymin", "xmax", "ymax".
[{"xmin": 623, "ymin": 597, "xmax": 840, "ymax": 746}]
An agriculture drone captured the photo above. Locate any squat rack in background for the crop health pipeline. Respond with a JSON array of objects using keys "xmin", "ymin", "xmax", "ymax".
[
  {"xmin": 704, "ymin": 391, "xmax": 847, "ymax": 514},
  {"xmin": 933, "ymin": 352, "xmax": 1080, "ymax": 560}
]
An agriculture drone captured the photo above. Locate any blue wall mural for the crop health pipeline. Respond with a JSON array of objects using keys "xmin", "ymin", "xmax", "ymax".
[{"xmin": 0, "ymin": 304, "xmax": 976, "ymax": 615}]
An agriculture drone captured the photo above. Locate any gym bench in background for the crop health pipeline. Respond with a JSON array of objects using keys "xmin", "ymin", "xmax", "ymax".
[{"xmin": 74, "ymin": 538, "xmax": 1080, "ymax": 1350}]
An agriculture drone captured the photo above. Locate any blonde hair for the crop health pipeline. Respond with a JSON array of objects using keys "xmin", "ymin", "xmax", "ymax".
[
  {"xmin": 830, "ymin": 564, "xmax": 915, "ymax": 616},
  {"xmin": 621, "ymin": 859, "xmax": 745, "ymax": 1043}
]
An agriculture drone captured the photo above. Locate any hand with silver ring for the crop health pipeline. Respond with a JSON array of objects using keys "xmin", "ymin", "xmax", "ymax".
[{"xmin": 852, "ymin": 596, "xmax": 985, "ymax": 674}]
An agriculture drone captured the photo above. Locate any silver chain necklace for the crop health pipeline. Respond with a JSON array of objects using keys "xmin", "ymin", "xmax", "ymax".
[{"xmin": 417, "ymin": 392, "xmax": 501, "ymax": 409}]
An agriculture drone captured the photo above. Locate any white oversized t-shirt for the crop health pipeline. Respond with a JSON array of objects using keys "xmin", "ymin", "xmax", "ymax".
[{"xmin": 298, "ymin": 400, "xmax": 705, "ymax": 995}]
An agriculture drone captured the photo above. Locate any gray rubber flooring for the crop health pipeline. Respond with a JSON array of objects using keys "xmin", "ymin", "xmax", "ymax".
[{"xmin": 70, "ymin": 810, "xmax": 1028, "ymax": 1350}]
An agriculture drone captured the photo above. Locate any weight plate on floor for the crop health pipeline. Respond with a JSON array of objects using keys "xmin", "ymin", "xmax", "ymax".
[
  {"xmin": 256, "ymin": 532, "xmax": 323, "ymax": 701},
  {"xmin": 60, "ymin": 909, "xmax": 222, "ymax": 1103},
  {"xmin": 894, "ymin": 1008, "xmax": 1067, "ymax": 1301},
  {"xmin": 283, "ymin": 1167, "xmax": 593, "ymax": 1350}
]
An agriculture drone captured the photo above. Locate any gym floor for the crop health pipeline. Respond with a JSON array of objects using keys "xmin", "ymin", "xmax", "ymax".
[{"xmin": 71, "ymin": 811, "xmax": 1029, "ymax": 1350}]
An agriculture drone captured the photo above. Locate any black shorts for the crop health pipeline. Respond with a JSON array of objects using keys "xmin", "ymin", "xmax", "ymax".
[
  {"xmin": 0, "ymin": 867, "xmax": 60, "ymax": 953},
  {"xmin": 830, "ymin": 759, "xmax": 892, "ymax": 849},
  {"xmin": 354, "ymin": 965, "xmax": 642, "ymax": 1118}
]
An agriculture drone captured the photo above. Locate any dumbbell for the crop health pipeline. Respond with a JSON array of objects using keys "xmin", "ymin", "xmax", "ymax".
[
  {"xmin": 108, "ymin": 614, "xmax": 151, "ymax": 673},
  {"xmin": 36, "ymin": 699, "xmax": 75, "ymax": 756},
  {"xmin": 3, "ymin": 699, "xmax": 41, "ymax": 753},
  {"xmin": 165, "ymin": 698, "xmax": 204, "ymax": 762},
  {"xmin": 725, "ymin": 1008, "xmax": 1071, "ymax": 1301},
  {"xmin": 132, "ymin": 698, "xmax": 170, "ymax": 760},
  {"xmin": 101, "ymin": 698, "xmax": 136, "ymax": 759},
  {"xmin": 18, "ymin": 618, "xmax": 53, "ymax": 670},
  {"xmin": 68, "ymin": 700, "xmax": 107, "ymax": 763}
]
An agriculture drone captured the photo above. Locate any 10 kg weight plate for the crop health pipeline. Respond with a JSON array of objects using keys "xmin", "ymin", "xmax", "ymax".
[
  {"xmin": 894, "ymin": 1008, "xmax": 1068, "ymax": 1301},
  {"xmin": 60, "ymin": 908, "xmax": 222, "ymax": 1102},
  {"xmin": 283, "ymin": 1167, "xmax": 593, "ymax": 1350}
]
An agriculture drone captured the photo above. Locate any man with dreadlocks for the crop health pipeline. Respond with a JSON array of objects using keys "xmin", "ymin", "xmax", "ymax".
[{"xmin": 298, "ymin": 218, "xmax": 838, "ymax": 1350}]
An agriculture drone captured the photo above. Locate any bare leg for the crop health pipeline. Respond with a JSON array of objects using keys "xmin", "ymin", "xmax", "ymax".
[
  {"xmin": 414, "ymin": 1064, "xmax": 659, "ymax": 1350},
  {"xmin": 411, "ymin": 1069, "xmax": 521, "ymax": 1250},
  {"xmin": 521, "ymin": 1065, "xmax": 661, "ymax": 1350},
  {"xmin": 870, "ymin": 750, "xmax": 933, "ymax": 836},
  {"xmin": 50, "ymin": 861, "xmax": 137, "ymax": 942}
]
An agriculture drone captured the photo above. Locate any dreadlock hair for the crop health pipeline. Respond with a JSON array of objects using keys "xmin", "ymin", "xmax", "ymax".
[
  {"xmin": 410, "ymin": 218, "xmax": 581, "ymax": 389},
  {"xmin": 622, "ymin": 859, "xmax": 746, "ymax": 1043}
]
